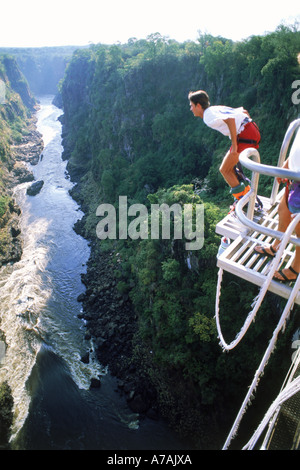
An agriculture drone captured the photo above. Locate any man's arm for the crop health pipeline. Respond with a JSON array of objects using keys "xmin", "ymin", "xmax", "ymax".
[{"xmin": 224, "ymin": 118, "xmax": 238, "ymax": 153}]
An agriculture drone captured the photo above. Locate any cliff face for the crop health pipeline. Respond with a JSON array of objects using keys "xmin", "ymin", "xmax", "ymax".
[
  {"xmin": 0, "ymin": 55, "xmax": 43, "ymax": 268},
  {"xmin": 0, "ymin": 55, "xmax": 42, "ymax": 448},
  {"xmin": 0, "ymin": 46, "xmax": 86, "ymax": 96},
  {"xmin": 58, "ymin": 30, "xmax": 300, "ymax": 448},
  {"xmin": 1, "ymin": 55, "xmax": 36, "ymax": 111}
]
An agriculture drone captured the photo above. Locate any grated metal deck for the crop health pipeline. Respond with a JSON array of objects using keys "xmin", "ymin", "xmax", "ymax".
[{"xmin": 215, "ymin": 189, "xmax": 300, "ymax": 305}]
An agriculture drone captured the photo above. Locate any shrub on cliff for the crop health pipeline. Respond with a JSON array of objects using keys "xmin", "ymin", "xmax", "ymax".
[{"xmin": 0, "ymin": 381, "xmax": 13, "ymax": 447}]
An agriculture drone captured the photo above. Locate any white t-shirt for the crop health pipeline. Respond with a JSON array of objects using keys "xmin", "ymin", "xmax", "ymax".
[{"xmin": 203, "ymin": 106, "xmax": 251, "ymax": 139}]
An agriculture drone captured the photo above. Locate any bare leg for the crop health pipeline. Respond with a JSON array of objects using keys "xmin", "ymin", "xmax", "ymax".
[
  {"xmin": 274, "ymin": 217, "xmax": 300, "ymax": 281},
  {"xmin": 255, "ymin": 194, "xmax": 292, "ymax": 256},
  {"xmin": 219, "ymin": 150, "xmax": 240, "ymax": 187}
]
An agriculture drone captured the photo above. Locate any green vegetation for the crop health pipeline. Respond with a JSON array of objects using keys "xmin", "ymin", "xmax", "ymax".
[
  {"xmin": 0, "ymin": 46, "xmax": 81, "ymax": 95},
  {"xmin": 61, "ymin": 26, "xmax": 300, "ymax": 209},
  {"xmin": 0, "ymin": 195, "xmax": 10, "ymax": 219},
  {"xmin": 0, "ymin": 54, "xmax": 34, "ymax": 169},
  {"xmin": 60, "ymin": 24, "xmax": 300, "ymax": 441},
  {"xmin": 0, "ymin": 381, "xmax": 13, "ymax": 447},
  {"xmin": 0, "ymin": 55, "xmax": 37, "ymax": 444},
  {"xmin": 0, "ymin": 55, "xmax": 32, "ymax": 230}
]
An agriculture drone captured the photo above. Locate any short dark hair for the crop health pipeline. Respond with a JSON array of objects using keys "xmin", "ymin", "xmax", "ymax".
[{"xmin": 188, "ymin": 90, "xmax": 210, "ymax": 109}]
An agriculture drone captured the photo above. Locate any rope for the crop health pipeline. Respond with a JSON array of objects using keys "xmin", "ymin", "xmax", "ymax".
[
  {"xmin": 222, "ymin": 271, "xmax": 300, "ymax": 449},
  {"xmin": 215, "ymin": 213, "xmax": 300, "ymax": 449},
  {"xmin": 242, "ymin": 348, "xmax": 300, "ymax": 450},
  {"xmin": 244, "ymin": 376, "xmax": 300, "ymax": 450},
  {"xmin": 215, "ymin": 213, "xmax": 300, "ymax": 351}
]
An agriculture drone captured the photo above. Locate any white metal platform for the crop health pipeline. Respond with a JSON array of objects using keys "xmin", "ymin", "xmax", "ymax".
[
  {"xmin": 218, "ymin": 120, "xmax": 300, "ymax": 451},
  {"xmin": 216, "ymin": 188, "xmax": 300, "ymax": 306},
  {"xmin": 216, "ymin": 192, "xmax": 281, "ymax": 241}
]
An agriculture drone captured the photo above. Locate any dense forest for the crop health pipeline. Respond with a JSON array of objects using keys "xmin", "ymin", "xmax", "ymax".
[
  {"xmin": 58, "ymin": 25, "xmax": 300, "ymax": 446},
  {"xmin": 0, "ymin": 54, "xmax": 37, "ymax": 265}
]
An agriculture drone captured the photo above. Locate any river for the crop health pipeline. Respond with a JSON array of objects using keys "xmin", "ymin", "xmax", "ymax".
[{"xmin": 0, "ymin": 95, "xmax": 189, "ymax": 451}]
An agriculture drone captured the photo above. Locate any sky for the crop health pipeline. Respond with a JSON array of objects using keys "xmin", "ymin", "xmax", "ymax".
[{"xmin": 0, "ymin": 0, "xmax": 299, "ymax": 48}]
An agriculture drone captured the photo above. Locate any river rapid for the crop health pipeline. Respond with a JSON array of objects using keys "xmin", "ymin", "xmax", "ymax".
[{"xmin": 0, "ymin": 96, "xmax": 187, "ymax": 450}]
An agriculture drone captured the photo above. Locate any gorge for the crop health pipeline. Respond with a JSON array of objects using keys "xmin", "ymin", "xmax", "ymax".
[
  {"xmin": 1, "ymin": 94, "xmax": 189, "ymax": 450},
  {"xmin": 0, "ymin": 25, "xmax": 300, "ymax": 450}
]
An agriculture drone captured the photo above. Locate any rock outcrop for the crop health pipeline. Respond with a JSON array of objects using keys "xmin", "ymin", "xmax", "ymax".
[
  {"xmin": 0, "ymin": 204, "xmax": 22, "ymax": 268},
  {"xmin": 26, "ymin": 180, "xmax": 44, "ymax": 196},
  {"xmin": 77, "ymin": 246, "xmax": 159, "ymax": 417}
]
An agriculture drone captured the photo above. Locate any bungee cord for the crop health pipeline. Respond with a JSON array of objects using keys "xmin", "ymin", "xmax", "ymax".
[
  {"xmin": 215, "ymin": 214, "xmax": 300, "ymax": 449},
  {"xmin": 215, "ymin": 214, "xmax": 300, "ymax": 352},
  {"xmin": 242, "ymin": 347, "xmax": 300, "ymax": 450},
  {"xmin": 223, "ymin": 270, "xmax": 300, "ymax": 449}
]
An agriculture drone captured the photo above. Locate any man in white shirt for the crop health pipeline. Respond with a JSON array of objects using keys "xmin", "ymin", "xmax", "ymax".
[{"xmin": 188, "ymin": 90, "xmax": 261, "ymax": 206}]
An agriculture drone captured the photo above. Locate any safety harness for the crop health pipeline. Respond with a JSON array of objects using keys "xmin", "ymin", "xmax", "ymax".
[{"xmin": 232, "ymin": 162, "xmax": 263, "ymax": 210}]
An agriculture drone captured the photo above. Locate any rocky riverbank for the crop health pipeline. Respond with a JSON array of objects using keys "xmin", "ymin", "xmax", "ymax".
[
  {"xmin": 0, "ymin": 118, "xmax": 43, "ymax": 269},
  {"xmin": 75, "ymin": 239, "xmax": 160, "ymax": 419},
  {"xmin": 72, "ymin": 225, "xmax": 214, "ymax": 447},
  {"xmin": 0, "ymin": 111, "xmax": 44, "ymax": 448}
]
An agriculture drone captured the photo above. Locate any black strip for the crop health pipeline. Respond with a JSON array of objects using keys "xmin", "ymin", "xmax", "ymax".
[{"xmin": 237, "ymin": 137, "xmax": 258, "ymax": 144}]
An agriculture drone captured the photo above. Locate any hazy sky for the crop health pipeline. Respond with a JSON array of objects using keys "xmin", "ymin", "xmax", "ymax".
[{"xmin": 1, "ymin": 0, "xmax": 299, "ymax": 47}]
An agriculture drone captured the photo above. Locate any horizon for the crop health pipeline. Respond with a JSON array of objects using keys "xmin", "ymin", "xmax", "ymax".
[
  {"xmin": 0, "ymin": 0, "xmax": 299, "ymax": 49},
  {"xmin": 0, "ymin": 20, "xmax": 299, "ymax": 51}
]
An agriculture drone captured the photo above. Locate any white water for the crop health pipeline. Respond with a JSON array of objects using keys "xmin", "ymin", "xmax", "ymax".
[
  {"xmin": 0, "ymin": 96, "xmax": 188, "ymax": 450},
  {"xmin": 0, "ymin": 96, "xmax": 103, "ymax": 440},
  {"xmin": 0, "ymin": 216, "xmax": 50, "ymax": 437}
]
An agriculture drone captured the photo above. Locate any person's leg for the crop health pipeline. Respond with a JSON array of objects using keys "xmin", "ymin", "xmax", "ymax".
[
  {"xmin": 274, "ymin": 218, "xmax": 300, "ymax": 281},
  {"xmin": 292, "ymin": 226, "xmax": 300, "ymax": 273},
  {"xmin": 219, "ymin": 150, "xmax": 240, "ymax": 187},
  {"xmin": 222, "ymin": 121, "xmax": 260, "ymax": 201},
  {"xmin": 220, "ymin": 150, "xmax": 251, "ymax": 202},
  {"xmin": 255, "ymin": 193, "xmax": 292, "ymax": 256}
]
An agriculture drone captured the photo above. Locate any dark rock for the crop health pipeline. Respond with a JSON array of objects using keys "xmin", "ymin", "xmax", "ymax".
[
  {"xmin": 13, "ymin": 162, "xmax": 34, "ymax": 184},
  {"xmin": 8, "ymin": 200, "xmax": 21, "ymax": 215},
  {"xmin": 77, "ymin": 293, "xmax": 86, "ymax": 302},
  {"xmin": 80, "ymin": 352, "xmax": 89, "ymax": 364},
  {"xmin": 90, "ymin": 378, "xmax": 101, "ymax": 389},
  {"xmin": 127, "ymin": 394, "xmax": 149, "ymax": 413},
  {"xmin": 10, "ymin": 223, "xmax": 21, "ymax": 238},
  {"xmin": 146, "ymin": 408, "xmax": 160, "ymax": 421},
  {"xmin": 70, "ymin": 247, "xmax": 159, "ymax": 420},
  {"xmin": 117, "ymin": 380, "xmax": 125, "ymax": 390},
  {"xmin": 95, "ymin": 337, "xmax": 106, "ymax": 349},
  {"xmin": 0, "ymin": 216, "xmax": 23, "ymax": 267},
  {"xmin": 123, "ymin": 382, "xmax": 135, "ymax": 394},
  {"xmin": 27, "ymin": 180, "xmax": 44, "ymax": 196},
  {"xmin": 13, "ymin": 123, "xmax": 44, "ymax": 166}
]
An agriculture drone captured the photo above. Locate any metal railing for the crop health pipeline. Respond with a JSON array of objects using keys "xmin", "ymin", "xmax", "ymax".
[{"xmin": 235, "ymin": 119, "xmax": 300, "ymax": 248}]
